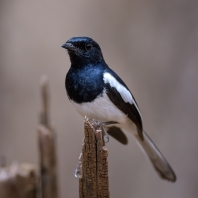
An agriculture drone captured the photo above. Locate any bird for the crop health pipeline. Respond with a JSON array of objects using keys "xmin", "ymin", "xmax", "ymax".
[{"xmin": 62, "ymin": 36, "xmax": 176, "ymax": 182}]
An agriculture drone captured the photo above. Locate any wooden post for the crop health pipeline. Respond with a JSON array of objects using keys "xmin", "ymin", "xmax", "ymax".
[
  {"xmin": 79, "ymin": 118, "xmax": 110, "ymax": 198},
  {"xmin": 0, "ymin": 162, "xmax": 37, "ymax": 198},
  {"xmin": 37, "ymin": 75, "xmax": 59, "ymax": 198}
]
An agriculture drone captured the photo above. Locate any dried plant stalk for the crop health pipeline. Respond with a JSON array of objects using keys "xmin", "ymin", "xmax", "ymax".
[
  {"xmin": 0, "ymin": 163, "xmax": 37, "ymax": 198},
  {"xmin": 79, "ymin": 118, "xmax": 110, "ymax": 198},
  {"xmin": 38, "ymin": 75, "xmax": 59, "ymax": 198}
]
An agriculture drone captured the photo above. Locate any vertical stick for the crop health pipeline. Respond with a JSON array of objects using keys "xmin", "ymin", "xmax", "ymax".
[
  {"xmin": 79, "ymin": 118, "xmax": 110, "ymax": 198},
  {"xmin": 38, "ymin": 75, "xmax": 59, "ymax": 198}
]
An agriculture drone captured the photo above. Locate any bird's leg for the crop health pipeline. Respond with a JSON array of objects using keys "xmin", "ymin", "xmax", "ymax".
[
  {"xmin": 100, "ymin": 121, "xmax": 118, "ymax": 143},
  {"xmin": 86, "ymin": 118, "xmax": 118, "ymax": 142},
  {"xmin": 101, "ymin": 125, "xmax": 110, "ymax": 143}
]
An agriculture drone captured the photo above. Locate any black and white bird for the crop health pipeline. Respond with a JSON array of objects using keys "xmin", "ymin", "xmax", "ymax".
[{"xmin": 62, "ymin": 36, "xmax": 176, "ymax": 182}]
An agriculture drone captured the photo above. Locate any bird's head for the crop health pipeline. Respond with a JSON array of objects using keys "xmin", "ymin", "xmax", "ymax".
[{"xmin": 62, "ymin": 37, "xmax": 105, "ymax": 67}]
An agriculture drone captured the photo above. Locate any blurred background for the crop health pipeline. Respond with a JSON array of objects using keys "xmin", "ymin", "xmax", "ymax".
[{"xmin": 0, "ymin": 0, "xmax": 198, "ymax": 197}]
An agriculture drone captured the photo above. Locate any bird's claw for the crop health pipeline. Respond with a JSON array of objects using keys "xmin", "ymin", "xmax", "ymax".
[
  {"xmin": 99, "ymin": 121, "xmax": 117, "ymax": 143},
  {"xmin": 86, "ymin": 119, "xmax": 118, "ymax": 143},
  {"xmin": 101, "ymin": 126, "xmax": 110, "ymax": 143}
]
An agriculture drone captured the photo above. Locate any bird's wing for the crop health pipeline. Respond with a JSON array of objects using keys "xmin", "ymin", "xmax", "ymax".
[{"xmin": 103, "ymin": 71, "xmax": 143, "ymax": 140}]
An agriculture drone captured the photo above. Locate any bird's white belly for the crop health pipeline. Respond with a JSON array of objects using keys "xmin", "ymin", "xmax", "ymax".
[
  {"xmin": 71, "ymin": 93, "xmax": 127, "ymax": 124},
  {"xmin": 71, "ymin": 92, "xmax": 138, "ymax": 135}
]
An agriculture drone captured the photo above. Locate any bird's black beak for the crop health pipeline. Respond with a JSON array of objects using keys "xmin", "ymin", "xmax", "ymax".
[{"xmin": 61, "ymin": 42, "xmax": 76, "ymax": 51}]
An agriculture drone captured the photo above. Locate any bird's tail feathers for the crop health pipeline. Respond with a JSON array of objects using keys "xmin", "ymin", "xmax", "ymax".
[{"xmin": 135, "ymin": 130, "xmax": 176, "ymax": 182}]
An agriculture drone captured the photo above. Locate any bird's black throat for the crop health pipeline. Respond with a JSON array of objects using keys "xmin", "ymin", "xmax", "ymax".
[{"xmin": 65, "ymin": 64, "xmax": 105, "ymax": 103}]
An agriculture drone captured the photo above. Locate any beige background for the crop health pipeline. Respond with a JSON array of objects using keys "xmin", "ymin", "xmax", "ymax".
[{"xmin": 0, "ymin": 0, "xmax": 198, "ymax": 197}]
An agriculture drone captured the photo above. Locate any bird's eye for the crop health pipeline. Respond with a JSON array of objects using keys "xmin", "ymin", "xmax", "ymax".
[{"xmin": 85, "ymin": 44, "xmax": 92, "ymax": 51}]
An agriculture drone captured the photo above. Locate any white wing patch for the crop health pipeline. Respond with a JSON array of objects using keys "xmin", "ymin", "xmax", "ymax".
[
  {"xmin": 103, "ymin": 72, "xmax": 134, "ymax": 104},
  {"xmin": 103, "ymin": 72, "xmax": 142, "ymax": 117}
]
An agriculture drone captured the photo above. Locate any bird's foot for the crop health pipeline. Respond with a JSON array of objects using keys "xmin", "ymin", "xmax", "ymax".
[
  {"xmin": 101, "ymin": 125, "xmax": 110, "ymax": 143},
  {"xmin": 85, "ymin": 117, "xmax": 118, "ymax": 143},
  {"xmin": 100, "ymin": 121, "xmax": 118, "ymax": 143}
]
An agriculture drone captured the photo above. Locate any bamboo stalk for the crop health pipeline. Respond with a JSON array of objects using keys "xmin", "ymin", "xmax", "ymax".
[
  {"xmin": 38, "ymin": 75, "xmax": 59, "ymax": 198},
  {"xmin": 79, "ymin": 118, "xmax": 110, "ymax": 198}
]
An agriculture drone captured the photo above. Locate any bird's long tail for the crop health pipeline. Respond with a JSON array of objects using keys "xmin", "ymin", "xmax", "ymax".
[{"xmin": 135, "ymin": 130, "xmax": 176, "ymax": 182}]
